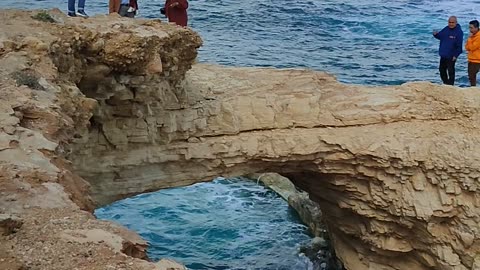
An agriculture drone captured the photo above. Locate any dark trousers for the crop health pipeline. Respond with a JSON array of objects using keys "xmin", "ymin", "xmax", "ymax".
[
  {"xmin": 119, "ymin": 5, "xmax": 135, "ymax": 17},
  {"xmin": 68, "ymin": 0, "xmax": 86, "ymax": 13},
  {"xmin": 439, "ymin": 57, "xmax": 456, "ymax": 85},
  {"xmin": 468, "ymin": 62, "xmax": 480, "ymax": 86}
]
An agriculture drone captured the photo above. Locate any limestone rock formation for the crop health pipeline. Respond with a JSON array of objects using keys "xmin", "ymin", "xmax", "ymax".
[
  {"xmin": 72, "ymin": 61, "xmax": 480, "ymax": 269},
  {"xmin": 1, "ymin": 8, "xmax": 480, "ymax": 270},
  {"xmin": 247, "ymin": 172, "xmax": 325, "ymax": 237},
  {"xmin": 0, "ymin": 9, "xmax": 200, "ymax": 270},
  {"xmin": 247, "ymin": 172, "xmax": 340, "ymax": 269},
  {"xmin": 154, "ymin": 259, "xmax": 187, "ymax": 270},
  {"xmin": 248, "ymin": 172, "xmax": 299, "ymax": 201}
]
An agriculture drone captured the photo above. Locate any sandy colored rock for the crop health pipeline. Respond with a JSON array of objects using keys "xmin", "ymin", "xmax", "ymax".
[
  {"xmin": 249, "ymin": 172, "xmax": 298, "ymax": 201},
  {"xmin": 248, "ymin": 172, "xmax": 326, "ymax": 237},
  {"xmin": 71, "ymin": 61, "xmax": 480, "ymax": 270},
  {"xmin": 154, "ymin": 259, "xmax": 187, "ymax": 270},
  {"xmin": 0, "ymin": 9, "xmax": 196, "ymax": 270},
  {"xmin": 2, "ymin": 7, "xmax": 480, "ymax": 270}
]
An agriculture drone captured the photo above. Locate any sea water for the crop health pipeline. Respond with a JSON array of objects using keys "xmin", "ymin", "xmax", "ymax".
[
  {"xmin": 1, "ymin": 0, "xmax": 479, "ymax": 85},
  {"xmin": 96, "ymin": 178, "xmax": 315, "ymax": 270}
]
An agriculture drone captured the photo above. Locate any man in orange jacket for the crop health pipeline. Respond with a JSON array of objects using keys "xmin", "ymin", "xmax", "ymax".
[{"xmin": 466, "ymin": 20, "xmax": 480, "ymax": 86}]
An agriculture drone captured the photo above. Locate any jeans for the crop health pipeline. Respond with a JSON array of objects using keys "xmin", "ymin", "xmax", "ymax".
[
  {"xmin": 468, "ymin": 62, "xmax": 480, "ymax": 86},
  {"xmin": 439, "ymin": 57, "xmax": 456, "ymax": 86},
  {"xmin": 68, "ymin": 0, "xmax": 86, "ymax": 13}
]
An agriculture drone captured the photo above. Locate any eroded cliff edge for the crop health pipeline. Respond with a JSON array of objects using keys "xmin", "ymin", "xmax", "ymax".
[
  {"xmin": 1, "ymin": 8, "xmax": 480, "ymax": 270},
  {"xmin": 0, "ymin": 9, "xmax": 199, "ymax": 270}
]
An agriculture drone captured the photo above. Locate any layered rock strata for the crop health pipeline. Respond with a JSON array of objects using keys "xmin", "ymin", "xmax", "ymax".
[
  {"xmin": 72, "ymin": 61, "xmax": 480, "ymax": 270},
  {"xmin": 1, "ymin": 8, "xmax": 480, "ymax": 270},
  {"xmin": 0, "ymin": 9, "xmax": 199, "ymax": 270}
]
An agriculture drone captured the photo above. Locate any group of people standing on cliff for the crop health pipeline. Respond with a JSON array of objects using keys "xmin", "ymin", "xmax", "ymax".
[
  {"xmin": 66, "ymin": 0, "xmax": 189, "ymax": 26},
  {"xmin": 433, "ymin": 16, "xmax": 480, "ymax": 86}
]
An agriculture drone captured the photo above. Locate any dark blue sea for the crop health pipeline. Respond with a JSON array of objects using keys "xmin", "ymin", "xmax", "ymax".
[
  {"xmin": 1, "ymin": 0, "xmax": 479, "ymax": 85},
  {"xmin": 96, "ymin": 178, "xmax": 315, "ymax": 270}
]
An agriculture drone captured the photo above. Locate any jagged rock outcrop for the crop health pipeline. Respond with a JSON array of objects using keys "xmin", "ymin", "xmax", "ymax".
[
  {"xmin": 247, "ymin": 172, "xmax": 340, "ymax": 269},
  {"xmin": 2, "ymin": 8, "xmax": 480, "ymax": 270},
  {"xmin": 0, "ymin": 9, "xmax": 200, "ymax": 270},
  {"xmin": 247, "ymin": 172, "xmax": 325, "ymax": 237}
]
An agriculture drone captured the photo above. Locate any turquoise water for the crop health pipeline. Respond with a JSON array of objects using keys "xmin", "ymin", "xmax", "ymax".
[
  {"xmin": 1, "ymin": 0, "xmax": 479, "ymax": 85},
  {"xmin": 96, "ymin": 178, "xmax": 316, "ymax": 270}
]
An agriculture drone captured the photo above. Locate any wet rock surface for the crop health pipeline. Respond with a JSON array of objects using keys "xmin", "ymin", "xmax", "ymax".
[{"xmin": 249, "ymin": 172, "xmax": 343, "ymax": 270}]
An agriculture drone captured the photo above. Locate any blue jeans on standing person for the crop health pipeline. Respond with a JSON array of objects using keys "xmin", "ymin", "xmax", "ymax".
[{"xmin": 68, "ymin": 0, "xmax": 86, "ymax": 15}]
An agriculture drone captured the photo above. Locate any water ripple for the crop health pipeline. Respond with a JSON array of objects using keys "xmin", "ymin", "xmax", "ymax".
[{"xmin": 96, "ymin": 178, "xmax": 313, "ymax": 270}]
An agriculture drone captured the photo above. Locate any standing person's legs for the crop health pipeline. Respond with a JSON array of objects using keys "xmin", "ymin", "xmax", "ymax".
[
  {"xmin": 468, "ymin": 62, "xmax": 480, "ymax": 86},
  {"xmin": 119, "ymin": 5, "xmax": 129, "ymax": 16},
  {"xmin": 75, "ymin": 0, "xmax": 89, "ymax": 17},
  {"xmin": 439, "ymin": 58, "xmax": 449, "ymax": 84},
  {"xmin": 126, "ymin": 10, "xmax": 135, "ymax": 18},
  {"xmin": 77, "ymin": 0, "xmax": 86, "ymax": 11},
  {"xmin": 446, "ymin": 59, "xmax": 456, "ymax": 85},
  {"xmin": 109, "ymin": 0, "xmax": 119, "ymax": 14},
  {"xmin": 118, "ymin": 5, "xmax": 135, "ymax": 17},
  {"xmin": 68, "ymin": 0, "xmax": 76, "ymax": 14}
]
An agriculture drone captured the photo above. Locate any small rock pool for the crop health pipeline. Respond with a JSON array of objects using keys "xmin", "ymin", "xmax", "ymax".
[{"xmin": 95, "ymin": 177, "xmax": 319, "ymax": 269}]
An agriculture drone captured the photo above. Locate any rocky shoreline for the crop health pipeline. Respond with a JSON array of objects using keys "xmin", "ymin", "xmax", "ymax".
[
  {"xmin": 0, "ymin": 8, "xmax": 197, "ymax": 270},
  {"xmin": 248, "ymin": 173, "xmax": 343, "ymax": 270},
  {"xmin": 2, "ymin": 8, "xmax": 480, "ymax": 270}
]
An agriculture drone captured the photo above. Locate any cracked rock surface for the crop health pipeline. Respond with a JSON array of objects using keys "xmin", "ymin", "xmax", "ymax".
[
  {"xmin": 0, "ymin": 9, "xmax": 199, "ymax": 270},
  {"xmin": 73, "ymin": 63, "xmax": 480, "ymax": 269},
  {"xmin": 2, "ymin": 7, "xmax": 480, "ymax": 270}
]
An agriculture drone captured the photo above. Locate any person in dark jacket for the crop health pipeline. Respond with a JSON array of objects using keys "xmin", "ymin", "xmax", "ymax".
[
  {"xmin": 164, "ymin": 0, "xmax": 189, "ymax": 27},
  {"xmin": 433, "ymin": 16, "xmax": 464, "ymax": 85}
]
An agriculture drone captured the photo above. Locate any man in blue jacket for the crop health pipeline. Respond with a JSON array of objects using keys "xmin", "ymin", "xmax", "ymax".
[{"xmin": 433, "ymin": 16, "xmax": 464, "ymax": 85}]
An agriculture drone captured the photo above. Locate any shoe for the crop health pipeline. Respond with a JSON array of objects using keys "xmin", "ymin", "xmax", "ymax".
[
  {"xmin": 67, "ymin": 12, "xmax": 76, "ymax": 17},
  {"xmin": 76, "ymin": 10, "xmax": 89, "ymax": 18}
]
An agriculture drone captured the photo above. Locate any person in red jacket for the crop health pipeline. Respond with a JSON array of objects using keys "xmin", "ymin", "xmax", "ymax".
[{"xmin": 164, "ymin": 0, "xmax": 188, "ymax": 27}]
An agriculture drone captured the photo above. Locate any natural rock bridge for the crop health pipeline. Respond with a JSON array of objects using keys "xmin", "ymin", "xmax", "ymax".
[{"xmin": 1, "ymin": 9, "xmax": 480, "ymax": 270}]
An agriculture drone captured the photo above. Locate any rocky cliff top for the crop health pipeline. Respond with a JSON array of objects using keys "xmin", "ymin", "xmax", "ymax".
[
  {"xmin": 1, "ymin": 7, "xmax": 480, "ymax": 270},
  {"xmin": 0, "ymin": 9, "xmax": 199, "ymax": 270}
]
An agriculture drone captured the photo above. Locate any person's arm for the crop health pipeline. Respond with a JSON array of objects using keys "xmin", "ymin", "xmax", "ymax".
[
  {"xmin": 433, "ymin": 28, "xmax": 445, "ymax": 40},
  {"xmin": 170, "ymin": 0, "xmax": 188, "ymax": 9},
  {"xmin": 177, "ymin": 0, "xmax": 188, "ymax": 9},
  {"xmin": 454, "ymin": 30, "xmax": 464, "ymax": 58},
  {"xmin": 466, "ymin": 37, "xmax": 480, "ymax": 52}
]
